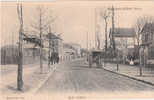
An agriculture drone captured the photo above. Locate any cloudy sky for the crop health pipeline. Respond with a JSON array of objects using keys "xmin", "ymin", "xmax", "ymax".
[{"xmin": 1, "ymin": 1, "xmax": 154, "ymax": 48}]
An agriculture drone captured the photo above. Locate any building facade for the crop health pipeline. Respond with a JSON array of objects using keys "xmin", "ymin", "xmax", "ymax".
[
  {"xmin": 111, "ymin": 28, "xmax": 136, "ymax": 63},
  {"xmin": 63, "ymin": 43, "xmax": 81, "ymax": 60},
  {"xmin": 45, "ymin": 33, "xmax": 63, "ymax": 61},
  {"xmin": 140, "ymin": 23, "xmax": 154, "ymax": 59}
]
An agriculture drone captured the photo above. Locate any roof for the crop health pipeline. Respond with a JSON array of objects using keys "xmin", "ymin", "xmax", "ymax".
[
  {"xmin": 110, "ymin": 28, "xmax": 136, "ymax": 37},
  {"xmin": 23, "ymin": 34, "xmax": 42, "ymax": 47},
  {"xmin": 63, "ymin": 43, "xmax": 77, "ymax": 51},
  {"xmin": 69, "ymin": 43, "xmax": 81, "ymax": 47},
  {"xmin": 64, "ymin": 48, "xmax": 76, "ymax": 53},
  {"xmin": 45, "ymin": 33, "xmax": 62, "ymax": 40},
  {"xmin": 141, "ymin": 23, "xmax": 154, "ymax": 33}
]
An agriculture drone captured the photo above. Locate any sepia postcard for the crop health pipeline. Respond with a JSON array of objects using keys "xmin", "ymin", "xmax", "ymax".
[{"xmin": 1, "ymin": 0, "xmax": 154, "ymax": 100}]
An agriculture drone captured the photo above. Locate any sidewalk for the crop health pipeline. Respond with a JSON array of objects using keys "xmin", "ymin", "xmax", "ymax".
[
  {"xmin": 1, "ymin": 58, "xmax": 82, "ymax": 95},
  {"xmin": 103, "ymin": 63, "xmax": 154, "ymax": 86},
  {"xmin": 1, "ymin": 62, "xmax": 58, "ymax": 94}
]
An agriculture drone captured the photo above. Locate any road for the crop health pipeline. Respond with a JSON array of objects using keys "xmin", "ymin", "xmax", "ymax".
[{"xmin": 38, "ymin": 58, "xmax": 154, "ymax": 93}]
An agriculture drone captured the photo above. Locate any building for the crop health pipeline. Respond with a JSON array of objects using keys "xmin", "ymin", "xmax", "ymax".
[
  {"xmin": 23, "ymin": 34, "xmax": 48, "ymax": 61},
  {"xmin": 45, "ymin": 32, "xmax": 63, "ymax": 61},
  {"xmin": 140, "ymin": 23, "xmax": 154, "ymax": 59},
  {"xmin": 63, "ymin": 46, "xmax": 76, "ymax": 60},
  {"xmin": 63, "ymin": 43, "xmax": 81, "ymax": 60},
  {"xmin": 110, "ymin": 28, "xmax": 136, "ymax": 63},
  {"xmin": 0, "ymin": 44, "xmax": 41, "ymax": 65},
  {"xmin": 69, "ymin": 43, "xmax": 81, "ymax": 57},
  {"xmin": 23, "ymin": 40, "xmax": 42, "ymax": 63},
  {"xmin": 1, "ymin": 45, "xmax": 18, "ymax": 64},
  {"xmin": 111, "ymin": 28, "xmax": 136, "ymax": 49},
  {"xmin": 1, "ymin": 31, "xmax": 64, "ymax": 65}
]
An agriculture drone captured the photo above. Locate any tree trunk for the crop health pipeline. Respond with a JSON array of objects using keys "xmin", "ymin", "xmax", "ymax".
[
  {"xmin": 17, "ymin": 4, "xmax": 23, "ymax": 91},
  {"xmin": 17, "ymin": 49, "xmax": 23, "ymax": 90},
  {"xmin": 40, "ymin": 47, "xmax": 43, "ymax": 73},
  {"xmin": 39, "ymin": 11, "xmax": 43, "ymax": 74}
]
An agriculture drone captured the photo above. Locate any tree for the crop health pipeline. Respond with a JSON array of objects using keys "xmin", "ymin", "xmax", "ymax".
[
  {"xmin": 95, "ymin": 24, "xmax": 101, "ymax": 49},
  {"xmin": 29, "ymin": 6, "xmax": 56, "ymax": 73},
  {"xmin": 134, "ymin": 16, "xmax": 154, "ymax": 59},
  {"xmin": 135, "ymin": 16, "xmax": 154, "ymax": 47},
  {"xmin": 100, "ymin": 9, "xmax": 111, "ymax": 51},
  {"xmin": 135, "ymin": 17, "xmax": 147, "ymax": 52},
  {"xmin": 17, "ymin": 3, "xmax": 24, "ymax": 91},
  {"xmin": 134, "ymin": 16, "xmax": 154, "ymax": 76}
]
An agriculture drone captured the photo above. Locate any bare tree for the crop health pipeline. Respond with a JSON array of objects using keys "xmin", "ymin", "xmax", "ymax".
[
  {"xmin": 96, "ymin": 24, "xmax": 101, "ymax": 49},
  {"xmin": 135, "ymin": 16, "xmax": 154, "ymax": 57},
  {"xmin": 29, "ymin": 6, "xmax": 56, "ymax": 73},
  {"xmin": 17, "ymin": 3, "xmax": 23, "ymax": 91},
  {"xmin": 135, "ymin": 17, "xmax": 146, "ymax": 48},
  {"xmin": 95, "ymin": 8, "xmax": 101, "ymax": 50},
  {"xmin": 100, "ymin": 8, "xmax": 111, "ymax": 51},
  {"xmin": 134, "ymin": 16, "xmax": 154, "ymax": 76},
  {"xmin": 135, "ymin": 16, "xmax": 154, "ymax": 46}
]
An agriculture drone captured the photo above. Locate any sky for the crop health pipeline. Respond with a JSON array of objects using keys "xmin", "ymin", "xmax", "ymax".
[{"xmin": 1, "ymin": 1, "xmax": 154, "ymax": 48}]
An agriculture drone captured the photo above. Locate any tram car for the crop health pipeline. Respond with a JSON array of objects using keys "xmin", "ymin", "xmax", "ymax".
[{"xmin": 88, "ymin": 49, "xmax": 104, "ymax": 68}]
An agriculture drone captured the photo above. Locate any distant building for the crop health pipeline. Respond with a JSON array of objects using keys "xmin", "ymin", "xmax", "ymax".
[
  {"xmin": 63, "ymin": 43, "xmax": 81, "ymax": 60},
  {"xmin": 69, "ymin": 43, "xmax": 81, "ymax": 57},
  {"xmin": 63, "ymin": 47, "xmax": 76, "ymax": 60}
]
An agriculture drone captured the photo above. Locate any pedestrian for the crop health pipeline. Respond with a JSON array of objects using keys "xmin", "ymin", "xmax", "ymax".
[
  {"xmin": 57, "ymin": 56, "xmax": 59, "ymax": 63},
  {"xmin": 51, "ymin": 52, "xmax": 55, "ymax": 64},
  {"xmin": 50, "ymin": 55, "xmax": 53, "ymax": 65},
  {"xmin": 48, "ymin": 55, "xmax": 50, "ymax": 66},
  {"xmin": 96, "ymin": 55, "xmax": 101, "ymax": 68}
]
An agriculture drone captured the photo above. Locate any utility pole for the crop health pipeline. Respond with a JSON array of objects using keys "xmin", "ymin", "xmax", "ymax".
[
  {"xmin": 87, "ymin": 32, "xmax": 89, "ymax": 51},
  {"xmin": 105, "ymin": 17, "xmax": 108, "ymax": 51},
  {"xmin": 111, "ymin": 6, "xmax": 115, "ymax": 51},
  {"xmin": 48, "ymin": 27, "xmax": 52, "ymax": 68},
  {"xmin": 39, "ymin": 9, "xmax": 43, "ymax": 74},
  {"xmin": 89, "ymin": 38, "xmax": 92, "ymax": 50},
  {"xmin": 12, "ymin": 32, "xmax": 14, "ymax": 63},
  {"xmin": 86, "ymin": 31, "xmax": 89, "ymax": 64},
  {"xmin": 95, "ymin": 8, "xmax": 97, "ymax": 49},
  {"xmin": 17, "ymin": 3, "xmax": 23, "ymax": 91},
  {"xmin": 111, "ymin": 6, "xmax": 119, "ymax": 71}
]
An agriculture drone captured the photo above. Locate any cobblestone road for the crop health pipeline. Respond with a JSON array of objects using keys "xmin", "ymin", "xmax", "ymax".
[{"xmin": 38, "ymin": 59, "xmax": 154, "ymax": 93}]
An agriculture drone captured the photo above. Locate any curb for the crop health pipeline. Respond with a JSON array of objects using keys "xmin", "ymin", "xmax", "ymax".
[
  {"xmin": 103, "ymin": 68, "xmax": 154, "ymax": 87},
  {"xmin": 30, "ymin": 64, "xmax": 58, "ymax": 94}
]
